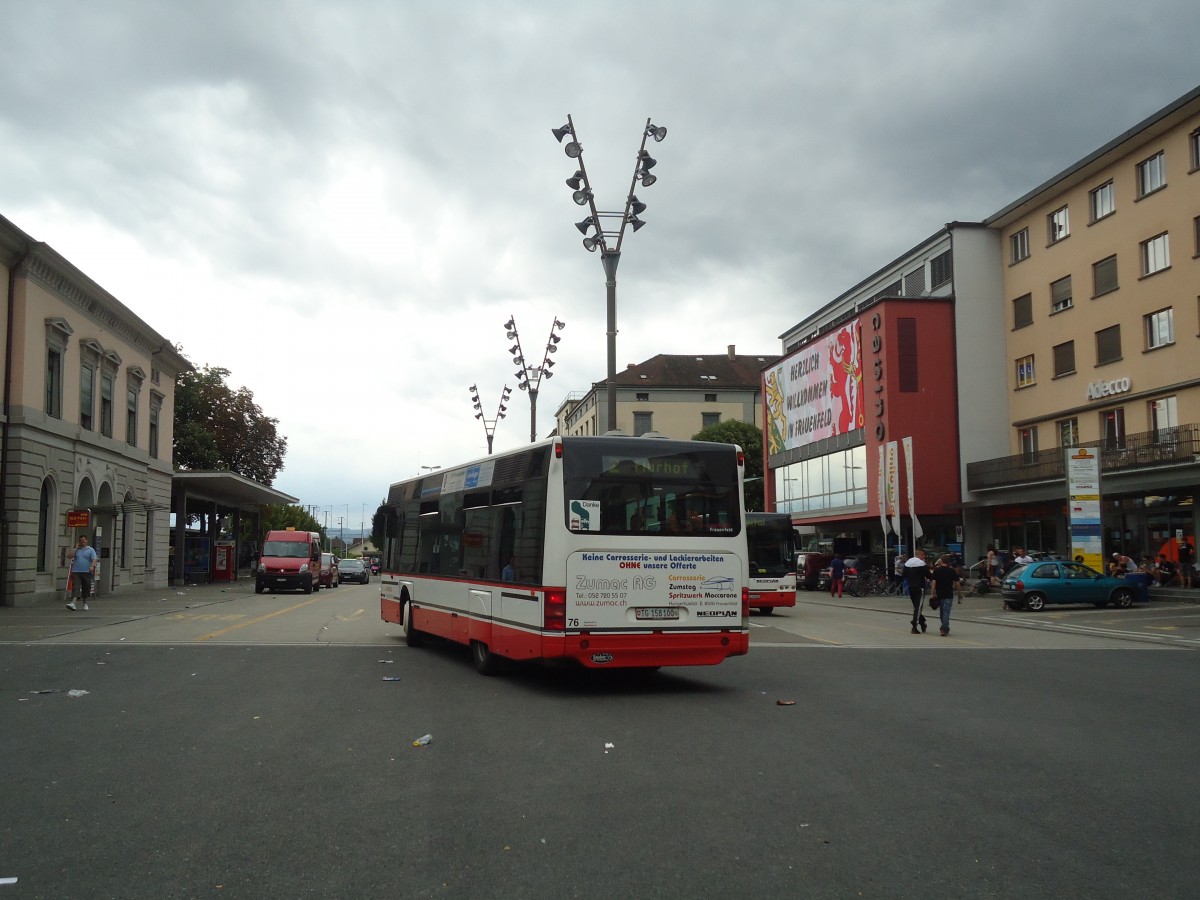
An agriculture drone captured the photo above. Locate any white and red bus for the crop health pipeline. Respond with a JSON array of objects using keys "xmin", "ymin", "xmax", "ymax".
[
  {"xmin": 377, "ymin": 435, "xmax": 750, "ymax": 674},
  {"xmin": 745, "ymin": 511, "xmax": 797, "ymax": 613}
]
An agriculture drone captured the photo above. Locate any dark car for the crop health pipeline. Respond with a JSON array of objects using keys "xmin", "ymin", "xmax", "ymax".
[
  {"xmin": 319, "ymin": 552, "xmax": 340, "ymax": 589},
  {"xmin": 1000, "ymin": 561, "xmax": 1137, "ymax": 611},
  {"xmin": 337, "ymin": 558, "xmax": 370, "ymax": 584}
]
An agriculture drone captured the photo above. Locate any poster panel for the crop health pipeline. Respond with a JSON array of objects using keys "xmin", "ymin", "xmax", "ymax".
[
  {"xmin": 764, "ymin": 320, "xmax": 863, "ymax": 455},
  {"xmin": 1066, "ymin": 447, "xmax": 1102, "ymax": 571}
]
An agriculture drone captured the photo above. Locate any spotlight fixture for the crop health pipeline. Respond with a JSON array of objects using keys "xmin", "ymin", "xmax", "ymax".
[
  {"xmin": 646, "ymin": 123, "xmax": 668, "ymax": 142},
  {"xmin": 565, "ymin": 171, "xmax": 585, "ymax": 190},
  {"xmin": 549, "ymin": 333, "xmax": 561, "ymax": 345},
  {"xmin": 639, "ymin": 150, "xmax": 657, "ymax": 171},
  {"xmin": 630, "ymin": 196, "xmax": 647, "ymax": 215},
  {"xmin": 639, "ymin": 171, "xmax": 657, "ymax": 188},
  {"xmin": 575, "ymin": 217, "xmax": 595, "ymax": 235},
  {"xmin": 553, "ymin": 319, "xmax": 566, "ymax": 329},
  {"xmin": 582, "ymin": 236, "xmax": 600, "ymax": 252},
  {"xmin": 551, "ymin": 124, "xmax": 571, "ymax": 143},
  {"xmin": 572, "ymin": 189, "xmax": 592, "ymax": 206},
  {"xmin": 504, "ymin": 317, "xmax": 515, "ymax": 331},
  {"xmin": 630, "ymin": 216, "xmax": 646, "ymax": 232},
  {"xmin": 564, "ymin": 141, "xmax": 582, "ymax": 158}
]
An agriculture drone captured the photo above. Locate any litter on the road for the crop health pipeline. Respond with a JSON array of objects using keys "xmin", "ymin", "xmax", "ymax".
[
  {"xmin": 67, "ymin": 690, "xmax": 89, "ymax": 698},
  {"xmin": 378, "ymin": 659, "xmax": 394, "ymax": 664},
  {"xmin": 776, "ymin": 699, "xmax": 797, "ymax": 706},
  {"xmin": 382, "ymin": 676, "xmax": 402, "ymax": 682},
  {"xmin": 30, "ymin": 689, "xmax": 62, "ymax": 694},
  {"xmin": 412, "ymin": 734, "xmax": 432, "ymax": 747}
]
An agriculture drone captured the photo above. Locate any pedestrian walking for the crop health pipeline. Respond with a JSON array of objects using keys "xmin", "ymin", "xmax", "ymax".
[
  {"xmin": 1177, "ymin": 540, "xmax": 1195, "ymax": 588},
  {"xmin": 67, "ymin": 535, "xmax": 97, "ymax": 611},
  {"xmin": 930, "ymin": 555, "xmax": 962, "ymax": 636},
  {"xmin": 903, "ymin": 549, "xmax": 930, "ymax": 634},
  {"xmin": 891, "ymin": 552, "xmax": 906, "ymax": 595},
  {"xmin": 830, "ymin": 554, "xmax": 846, "ymax": 598}
]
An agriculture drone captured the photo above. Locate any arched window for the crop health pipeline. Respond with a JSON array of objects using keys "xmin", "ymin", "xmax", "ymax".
[{"xmin": 37, "ymin": 478, "xmax": 55, "ymax": 572}]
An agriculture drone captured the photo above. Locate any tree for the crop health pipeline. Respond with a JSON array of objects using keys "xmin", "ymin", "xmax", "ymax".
[
  {"xmin": 174, "ymin": 364, "xmax": 288, "ymax": 485},
  {"xmin": 693, "ymin": 419, "xmax": 764, "ymax": 511},
  {"xmin": 258, "ymin": 505, "xmax": 325, "ymax": 544}
]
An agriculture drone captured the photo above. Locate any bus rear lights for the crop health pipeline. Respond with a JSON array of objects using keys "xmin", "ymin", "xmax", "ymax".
[
  {"xmin": 544, "ymin": 587, "xmax": 566, "ymax": 630},
  {"xmin": 741, "ymin": 587, "xmax": 750, "ymax": 616}
]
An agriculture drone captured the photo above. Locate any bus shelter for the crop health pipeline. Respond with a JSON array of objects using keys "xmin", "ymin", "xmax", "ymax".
[{"xmin": 171, "ymin": 472, "xmax": 297, "ymax": 585}]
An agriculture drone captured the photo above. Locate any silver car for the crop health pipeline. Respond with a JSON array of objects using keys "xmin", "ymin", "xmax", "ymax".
[{"xmin": 336, "ymin": 558, "xmax": 370, "ymax": 584}]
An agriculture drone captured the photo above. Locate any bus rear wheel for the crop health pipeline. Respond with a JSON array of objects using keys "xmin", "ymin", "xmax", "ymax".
[{"xmin": 471, "ymin": 640, "xmax": 500, "ymax": 676}]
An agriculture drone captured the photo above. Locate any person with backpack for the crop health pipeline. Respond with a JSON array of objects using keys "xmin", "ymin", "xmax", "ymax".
[{"xmin": 903, "ymin": 549, "xmax": 930, "ymax": 634}]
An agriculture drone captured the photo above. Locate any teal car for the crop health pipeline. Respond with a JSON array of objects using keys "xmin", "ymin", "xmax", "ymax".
[{"xmin": 1001, "ymin": 561, "xmax": 1138, "ymax": 611}]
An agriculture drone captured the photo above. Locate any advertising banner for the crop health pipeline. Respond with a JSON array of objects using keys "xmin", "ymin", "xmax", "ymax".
[
  {"xmin": 886, "ymin": 440, "xmax": 901, "ymax": 537},
  {"xmin": 764, "ymin": 320, "xmax": 864, "ymax": 455},
  {"xmin": 902, "ymin": 436, "xmax": 922, "ymax": 542},
  {"xmin": 1066, "ymin": 447, "xmax": 1102, "ymax": 571},
  {"xmin": 877, "ymin": 446, "xmax": 890, "ymax": 536}
]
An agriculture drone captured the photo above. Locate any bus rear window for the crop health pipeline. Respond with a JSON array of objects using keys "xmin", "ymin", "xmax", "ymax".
[{"xmin": 561, "ymin": 440, "xmax": 741, "ymax": 536}]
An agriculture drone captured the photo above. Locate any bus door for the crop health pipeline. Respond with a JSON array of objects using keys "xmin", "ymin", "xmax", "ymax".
[{"xmin": 461, "ymin": 588, "xmax": 487, "ymax": 642}]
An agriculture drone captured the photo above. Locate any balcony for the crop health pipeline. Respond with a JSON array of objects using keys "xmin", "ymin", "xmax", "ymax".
[{"xmin": 967, "ymin": 424, "xmax": 1200, "ymax": 493}]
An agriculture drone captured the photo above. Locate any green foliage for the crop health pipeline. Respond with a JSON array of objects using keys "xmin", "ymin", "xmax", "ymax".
[
  {"xmin": 258, "ymin": 504, "xmax": 325, "ymax": 543},
  {"xmin": 370, "ymin": 501, "xmax": 387, "ymax": 552},
  {"xmin": 692, "ymin": 419, "xmax": 764, "ymax": 511},
  {"xmin": 174, "ymin": 364, "xmax": 287, "ymax": 485}
]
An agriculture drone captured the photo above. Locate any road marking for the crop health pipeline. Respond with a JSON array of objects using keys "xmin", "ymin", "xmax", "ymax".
[
  {"xmin": 195, "ymin": 594, "xmax": 329, "ymax": 641},
  {"xmin": 335, "ymin": 609, "xmax": 366, "ymax": 622}
]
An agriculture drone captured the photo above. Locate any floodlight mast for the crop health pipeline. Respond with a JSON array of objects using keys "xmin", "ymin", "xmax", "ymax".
[{"xmin": 556, "ymin": 114, "xmax": 664, "ymax": 432}]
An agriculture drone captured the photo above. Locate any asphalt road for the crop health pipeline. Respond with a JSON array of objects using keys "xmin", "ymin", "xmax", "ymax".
[{"xmin": 3, "ymin": 583, "xmax": 1199, "ymax": 898}]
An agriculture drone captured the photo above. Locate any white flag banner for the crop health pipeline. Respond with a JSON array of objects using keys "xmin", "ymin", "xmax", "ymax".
[
  {"xmin": 886, "ymin": 441, "xmax": 901, "ymax": 537},
  {"xmin": 902, "ymin": 435, "xmax": 923, "ymax": 543},
  {"xmin": 877, "ymin": 446, "xmax": 890, "ymax": 536}
]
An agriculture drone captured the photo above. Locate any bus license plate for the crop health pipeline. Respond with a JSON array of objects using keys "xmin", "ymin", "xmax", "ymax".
[{"xmin": 635, "ymin": 607, "xmax": 680, "ymax": 620}]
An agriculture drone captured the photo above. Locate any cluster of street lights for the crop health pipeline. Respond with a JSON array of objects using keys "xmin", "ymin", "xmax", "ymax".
[
  {"xmin": 553, "ymin": 115, "xmax": 666, "ymax": 430},
  {"xmin": 468, "ymin": 384, "xmax": 511, "ymax": 455},
  {"xmin": 464, "ymin": 115, "xmax": 665, "ymax": 446},
  {"xmin": 506, "ymin": 315, "xmax": 565, "ymax": 443}
]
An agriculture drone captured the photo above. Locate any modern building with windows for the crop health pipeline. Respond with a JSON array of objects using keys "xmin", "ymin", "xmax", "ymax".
[
  {"xmin": 555, "ymin": 346, "xmax": 778, "ymax": 440},
  {"xmin": 1, "ymin": 214, "xmax": 190, "ymax": 605},
  {"xmin": 767, "ymin": 226, "xmax": 1005, "ymax": 558},
  {"xmin": 970, "ymin": 84, "xmax": 1200, "ymax": 562}
]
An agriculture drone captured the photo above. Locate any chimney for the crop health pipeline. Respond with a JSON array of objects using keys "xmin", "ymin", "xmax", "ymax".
[{"xmin": 727, "ymin": 344, "xmax": 735, "ymax": 359}]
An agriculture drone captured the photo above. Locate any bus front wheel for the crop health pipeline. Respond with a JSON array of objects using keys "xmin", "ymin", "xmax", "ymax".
[
  {"xmin": 471, "ymin": 640, "xmax": 500, "ymax": 676},
  {"xmin": 403, "ymin": 602, "xmax": 425, "ymax": 648}
]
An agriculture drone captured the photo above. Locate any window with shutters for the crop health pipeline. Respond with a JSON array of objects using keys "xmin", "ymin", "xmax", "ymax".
[
  {"xmin": 1012, "ymin": 293, "xmax": 1032, "ymax": 328},
  {"xmin": 1052, "ymin": 341, "xmax": 1075, "ymax": 377},
  {"xmin": 1092, "ymin": 255, "xmax": 1118, "ymax": 297},
  {"xmin": 1050, "ymin": 275, "xmax": 1073, "ymax": 313},
  {"xmin": 1095, "ymin": 325, "xmax": 1122, "ymax": 366},
  {"xmin": 929, "ymin": 250, "xmax": 953, "ymax": 288}
]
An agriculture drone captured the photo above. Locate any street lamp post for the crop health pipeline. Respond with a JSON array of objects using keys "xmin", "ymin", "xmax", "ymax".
[
  {"xmin": 505, "ymin": 316, "xmax": 565, "ymax": 443},
  {"xmin": 553, "ymin": 115, "xmax": 666, "ymax": 432},
  {"xmin": 469, "ymin": 384, "xmax": 512, "ymax": 454}
]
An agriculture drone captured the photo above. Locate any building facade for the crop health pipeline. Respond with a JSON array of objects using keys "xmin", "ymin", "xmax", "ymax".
[
  {"xmin": 768, "ymin": 226, "xmax": 1004, "ymax": 558},
  {"xmin": 970, "ymin": 85, "xmax": 1200, "ymax": 563},
  {"xmin": 1, "ymin": 215, "xmax": 190, "ymax": 606},
  {"xmin": 555, "ymin": 346, "xmax": 778, "ymax": 440}
]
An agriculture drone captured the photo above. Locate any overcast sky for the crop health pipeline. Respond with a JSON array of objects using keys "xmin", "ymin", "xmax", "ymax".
[{"xmin": 2, "ymin": 0, "xmax": 1197, "ymax": 533}]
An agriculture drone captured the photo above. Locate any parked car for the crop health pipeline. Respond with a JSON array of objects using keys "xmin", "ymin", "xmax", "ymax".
[
  {"xmin": 318, "ymin": 552, "xmax": 340, "ymax": 589},
  {"xmin": 337, "ymin": 558, "xmax": 370, "ymax": 584},
  {"xmin": 1000, "ymin": 561, "xmax": 1137, "ymax": 611},
  {"xmin": 795, "ymin": 552, "xmax": 833, "ymax": 591}
]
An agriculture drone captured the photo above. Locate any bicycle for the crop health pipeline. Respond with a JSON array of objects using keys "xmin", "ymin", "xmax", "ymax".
[{"xmin": 849, "ymin": 567, "xmax": 889, "ymax": 597}]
